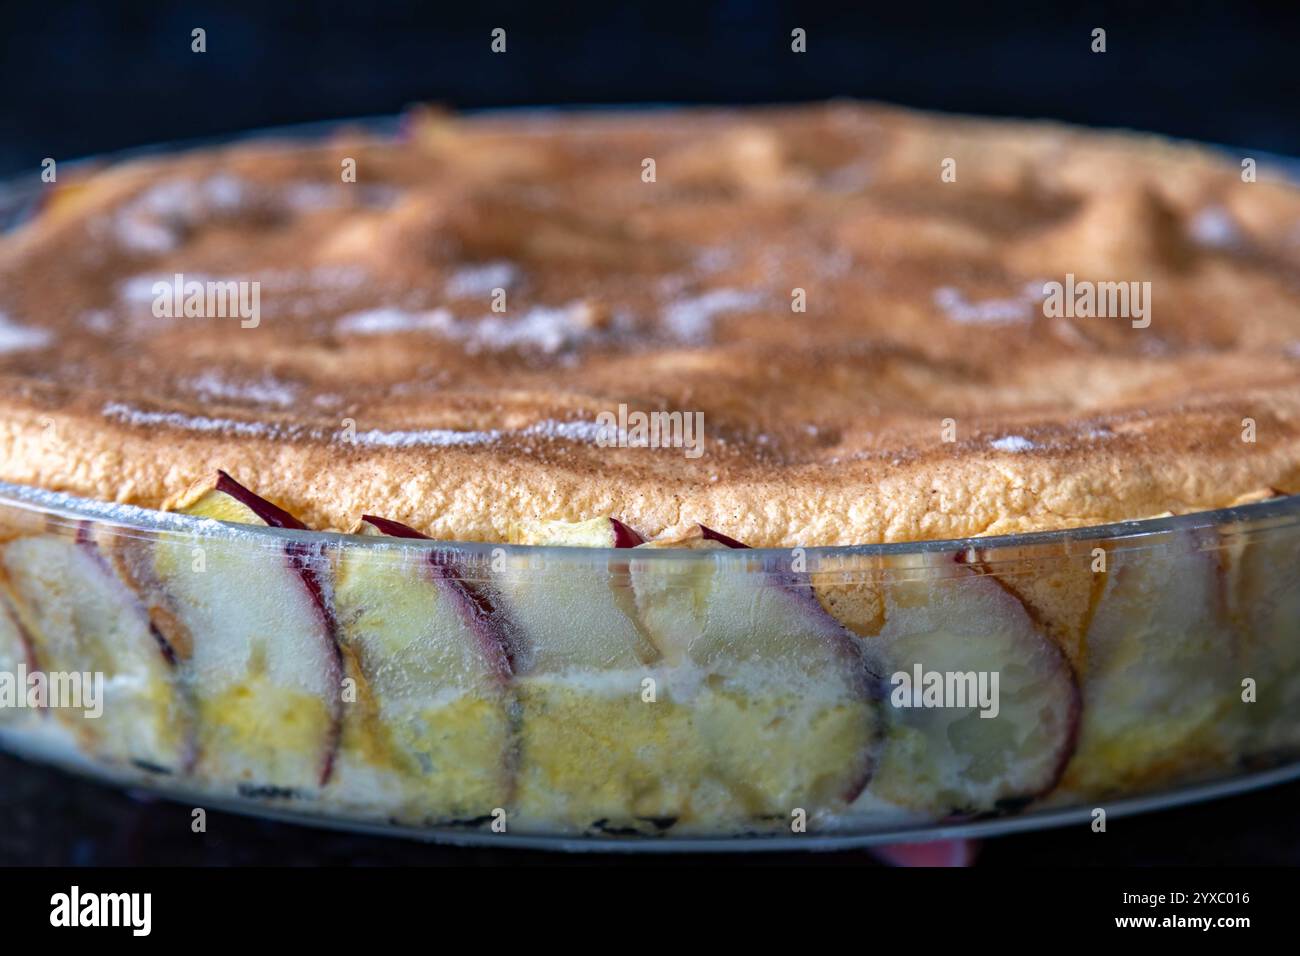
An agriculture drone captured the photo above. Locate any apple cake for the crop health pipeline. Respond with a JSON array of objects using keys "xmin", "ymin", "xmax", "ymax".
[{"xmin": 0, "ymin": 103, "xmax": 1297, "ymax": 840}]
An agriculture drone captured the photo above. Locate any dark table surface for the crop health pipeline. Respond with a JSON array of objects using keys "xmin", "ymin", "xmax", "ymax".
[{"xmin": 3, "ymin": 750, "xmax": 1297, "ymax": 866}]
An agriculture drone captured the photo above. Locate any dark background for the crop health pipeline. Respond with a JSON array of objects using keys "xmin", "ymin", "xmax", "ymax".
[
  {"xmin": 2, "ymin": 0, "xmax": 1299, "ymax": 177},
  {"xmin": 2, "ymin": 1, "xmax": 1298, "ymax": 865}
]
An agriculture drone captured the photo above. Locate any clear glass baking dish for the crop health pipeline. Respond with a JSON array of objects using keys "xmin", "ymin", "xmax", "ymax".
[
  {"xmin": 0, "ymin": 119, "xmax": 1297, "ymax": 851},
  {"xmin": 1, "ymin": 479, "xmax": 1297, "ymax": 850}
]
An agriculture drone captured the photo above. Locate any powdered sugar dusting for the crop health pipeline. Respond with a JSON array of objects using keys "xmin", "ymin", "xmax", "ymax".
[
  {"xmin": 464, "ymin": 304, "xmax": 598, "ymax": 353},
  {"xmin": 112, "ymin": 175, "xmax": 249, "ymax": 254},
  {"xmin": 520, "ymin": 418, "xmax": 610, "ymax": 443},
  {"xmin": 335, "ymin": 301, "xmax": 598, "ymax": 354},
  {"xmin": 78, "ymin": 310, "xmax": 115, "ymax": 334},
  {"xmin": 990, "ymin": 435, "xmax": 1035, "ymax": 452},
  {"xmin": 445, "ymin": 261, "xmax": 519, "ymax": 298},
  {"xmin": 335, "ymin": 308, "xmax": 454, "ymax": 335},
  {"xmin": 115, "ymin": 216, "xmax": 177, "ymax": 254},
  {"xmin": 186, "ymin": 371, "xmax": 299, "ymax": 407},
  {"xmin": 102, "ymin": 400, "xmax": 609, "ymax": 450},
  {"xmin": 1188, "ymin": 206, "xmax": 1241, "ymax": 249},
  {"xmin": 344, "ymin": 418, "xmax": 610, "ymax": 448},
  {"xmin": 119, "ymin": 275, "xmax": 164, "ymax": 304},
  {"xmin": 662, "ymin": 289, "xmax": 762, "ymax": 342},
  {"xmin": 0, "ymin": 313, "xmax": 52, "ymax": 353},
  {"xmin": 102, "ymin": 401, "xmax": 292, "ymax": 439},
  {"xmin": 345, "ymin": 426, "xmax": 500, "ymax": 448},
  {"xmin": 109, "ymin": 175, "xmax": 399, "ymax": 255},
  {"xmin": 933, "ymin": 283, "xmax": 1042, "ymax": 325}
]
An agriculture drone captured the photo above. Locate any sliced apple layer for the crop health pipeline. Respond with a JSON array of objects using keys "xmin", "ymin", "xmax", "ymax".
[
  {"xmin": 330, "ymin": 515, "xmax": 517, "ymax": 824},
  {"xmin": 1222, "ymin": 525, "xmax": 1300, "ymax": 762},
  {"xmin": 493, "ymin": 517, "xmax": 701, "ymax": 831},
  {"xmin": 1061, "ymin": 531, "xmax": 1238, "ymax": 795},
  {"xmin": 960, "ymin": 543, "xmax": 1106, "ymax": 674},
  {"xmin": 0, "ymin": 529, "xmax": 188, "ymax": 772},
  {"xmin": 628, "ymin": 526, "xmax": 880, "ymax": 828},
  {"xmin": 0, "ymin": 486, "xmax": 1292, "ymax": 836},
  {"xmin": 858, "ymin": 556, "xmax": 1080, "ymax": 816},
  {"xmin": 155, "ymin": 471, "xmax": 343, "ymax": 796},
  {"xmin": 0, "ymin": 582, "xmax": 35, "ymax": 726}
]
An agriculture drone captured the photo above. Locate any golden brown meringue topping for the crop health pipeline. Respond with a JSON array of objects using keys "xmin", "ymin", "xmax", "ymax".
[{"xmin": 0, "ymin": 103, "xmax": 1298, "ymax": 545}]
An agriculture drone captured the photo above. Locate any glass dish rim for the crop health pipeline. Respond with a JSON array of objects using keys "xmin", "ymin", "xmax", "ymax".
[
  {"xmin": 2, "ymin": 478, "xmax": 1297, "ymax": 561},
  {"xmin": 3, "ymin": 112, "xmax": 1299, "ymax": 560}
]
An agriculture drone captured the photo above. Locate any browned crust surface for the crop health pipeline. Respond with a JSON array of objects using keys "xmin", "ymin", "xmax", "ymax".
[{"xmin": 1, "ymin": 103, "xmax": 1298, "ymax": 545}]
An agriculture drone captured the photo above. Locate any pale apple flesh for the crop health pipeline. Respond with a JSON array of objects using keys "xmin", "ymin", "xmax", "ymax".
[
  {"xmin": 628, "ymin": 525, "xmax": 880, "ymax": 827},
  {"xmin": 857, "ymin": 556, "xmax": 1080, "ymax": 816},
  {"xmin": 353, "ymin": 513, "xmax": 707, "ymax": 833},
  {"xmin": 493, "ymin": 517, "xmax": 696, "ymax": 831},
  {"xmin": 0, "ymin": 527, "xmax": 189, "ymax": 772},
  {"xmin": 0, "ymin": 580, "xmax": 37, "ymax": 724},
  {"xmin": 1228, "ymin": 529, "xmax": 1300, "ymax": 761},
  {"xmin": 958, "ymin": 534, "xmax": 1245, "ymax": 803},
  {"xmin": 1060, "ymin": 532, "xmax": 1238, "ymax": 796},
  {"xmin": 329, "ymin": 514, "xmax": 517, "ymax": 825},
  {"xmin": 0, "ymin": 474, "xmax": 1292, "ymax": 837},
  {"xmin": 170, "ymin": 469, "xmax": 311, "ymax": 530},
  {"xmin": 960, "ymin": 544, "xmax": 1106, "ymax": 674},
  {"xmin": 512, "ymin": 515, "xmax": 644, "ymax": 549},
  {"xmin": 157, "ymin": 471, "xmax": 343, "ymax": 796}
]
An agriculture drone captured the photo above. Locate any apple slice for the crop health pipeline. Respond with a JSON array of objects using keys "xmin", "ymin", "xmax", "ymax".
[
  {"xmin": 496, "ymin": 516, "xmax": 658, "ymax": 674},
  {"xmin": 492, "ymin": 517, "xmax": 708, "ymax": 832},
  {"xmin": 959, "ymin": 544, "xmax": 1106, "ymax": 673},
  {"xmin": 170, "ymin": 469, "xmax": 315, "ymax": 529},
  {"xmin": 630, "ymin": 525, "xmax": 880, "ymax": 827},
  {"xmin": 0, "ymin": 526, "xmax": 189, "ymax": 772},
  {"xmin": 328, "ymin": 515, "xmax": 517, "ymax": 825},
  {"xmin": 154, "ymin": 471, "xmax": 343, "ymax": 796},
  {"xmin": 860, "ymin": 553, "xmax": 1080, "ymax": 816},
  {"xmin": 0, "ymin": 592, "xmax": 22, "ymax": 665},
  {"xmin": 1220, "ymin": 525, "xmax": 1300, "ymax": 763},
  {"xmin": 514, "ymin": 516, "xmax": 644, "ymax": 549},
  {"xmin": 0, "ymin": 582, "xmax": 37, "ymax": 726},
  {"xmin": 1060, "ymin": 530, "xmax": 1237, "ymax": 796}
]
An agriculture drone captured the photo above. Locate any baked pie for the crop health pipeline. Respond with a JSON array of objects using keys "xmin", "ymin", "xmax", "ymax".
[{"xmin": 0, "ymin": 103, "xmax": 1297, "ymax": 840}]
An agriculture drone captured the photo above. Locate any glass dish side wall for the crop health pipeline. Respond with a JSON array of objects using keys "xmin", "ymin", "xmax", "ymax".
[{"xmin": 1, "ymin": 486, "xmax": 1296, "ymax": 843}]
